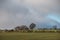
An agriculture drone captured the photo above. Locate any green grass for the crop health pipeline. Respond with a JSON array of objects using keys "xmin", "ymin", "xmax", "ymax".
[{"xmin": 0, "ymin": 32, "xmax": 60, "ymax": 40}]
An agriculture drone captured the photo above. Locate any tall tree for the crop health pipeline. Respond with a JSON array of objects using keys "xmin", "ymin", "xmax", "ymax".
[{"xmin": 29, "ymin": 23, "xmax": 36, "ymax": 30}]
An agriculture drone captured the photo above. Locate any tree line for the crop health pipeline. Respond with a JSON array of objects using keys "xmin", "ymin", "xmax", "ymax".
[{"xmin": 0, "ymin": 23, "xmax": 60, "ymax": 33}]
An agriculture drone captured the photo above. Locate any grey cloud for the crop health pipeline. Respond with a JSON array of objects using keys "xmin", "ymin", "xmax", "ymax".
[{"xmin": 0, "ymin": 0, "xmax": 60, "ymax": 29}]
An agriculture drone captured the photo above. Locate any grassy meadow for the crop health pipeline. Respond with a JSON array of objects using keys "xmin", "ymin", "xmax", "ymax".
[{"xmin": 0, "ymin": 32, "xmax": 60, "ymax": 40}]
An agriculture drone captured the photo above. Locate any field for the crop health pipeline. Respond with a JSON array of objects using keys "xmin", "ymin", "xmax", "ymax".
[{"xmin": 0, "ymin": 32, "xmax": 60, "ymax": 40}]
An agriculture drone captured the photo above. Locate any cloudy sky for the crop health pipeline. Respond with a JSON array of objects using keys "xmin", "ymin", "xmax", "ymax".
[{"xmin": 0, "ymin": 0, "xmax": 60, "ymax": 29}]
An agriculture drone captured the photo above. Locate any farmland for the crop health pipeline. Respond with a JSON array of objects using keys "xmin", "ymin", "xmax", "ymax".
[{"xmin": 0, "ymin": 32, "xmax": 60, "ymax": 40}]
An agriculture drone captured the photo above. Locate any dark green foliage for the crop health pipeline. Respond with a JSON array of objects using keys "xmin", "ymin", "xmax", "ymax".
[
  {"xmin": 15, "ymin": 25, "xmax": 29, "ymax": 31},
  {"xmin": 29, "ymin": 23, "xmax": 36, "ymax": 30}
]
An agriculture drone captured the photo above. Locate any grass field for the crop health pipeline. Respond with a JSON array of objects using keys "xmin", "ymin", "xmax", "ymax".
[{"xmin": 0, "ymin": 32, "xmax": 60, "ymax": 40}]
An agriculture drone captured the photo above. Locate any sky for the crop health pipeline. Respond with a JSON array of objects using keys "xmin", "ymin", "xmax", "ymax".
[{"xmin": 0, "ymin": 0, "xmax": 60, "ymax": 29}]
